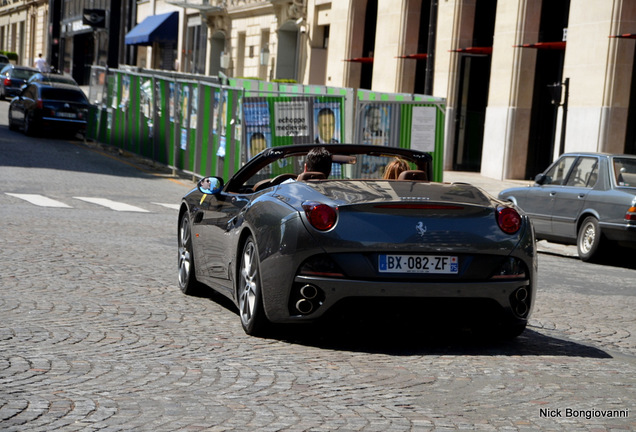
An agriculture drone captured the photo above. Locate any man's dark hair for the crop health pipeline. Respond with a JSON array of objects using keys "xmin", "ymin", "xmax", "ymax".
[
  {"xmin": 318, "ymin": 107, "xmax": 334, "ymax": 118},
  {"xmin": 305, "ymin": 146, "xmax": 332, "ymax": 177}
]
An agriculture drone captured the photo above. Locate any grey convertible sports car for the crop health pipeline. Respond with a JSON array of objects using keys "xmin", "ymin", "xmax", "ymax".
[
  {"xmin": 499, "ymin": 152, "xmax": 636, "ymax": 262},
  {"xmin": 178, "ymin": 144, "xmax": 536, "ymax": 338}
]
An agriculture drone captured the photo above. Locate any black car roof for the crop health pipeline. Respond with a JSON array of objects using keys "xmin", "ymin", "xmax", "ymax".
[{"xmin": 30, "ymin": 81, "xmax": 84, "ymax": 91}]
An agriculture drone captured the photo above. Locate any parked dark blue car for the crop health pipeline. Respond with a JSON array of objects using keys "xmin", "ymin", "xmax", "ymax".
[{"xmin": 0, "ymin": 64, "xmax": 37, "ymax": 100}]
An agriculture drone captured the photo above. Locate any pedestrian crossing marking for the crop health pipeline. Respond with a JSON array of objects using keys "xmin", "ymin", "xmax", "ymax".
[
  {"xmin": 74, "ymin": 197, "xmax": 150, "ymax": 212},
  {"xmin": 152, "ymin": 203, "xmax": 180, "ymax": 210},
  {"xmin": 5, "ymin": 193, "xmax": 72, "ymax": 208}
]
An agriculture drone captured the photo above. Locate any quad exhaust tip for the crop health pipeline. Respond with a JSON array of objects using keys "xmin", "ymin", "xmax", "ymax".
[{"xmin": 294, "ymin": 284, "xmax": 322, "ymax": 315}]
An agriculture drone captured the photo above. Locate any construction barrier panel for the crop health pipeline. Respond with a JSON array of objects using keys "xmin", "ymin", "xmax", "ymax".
[{"xmin": 86, "ymin": 66, "xmax": 446, "ymax": 181}]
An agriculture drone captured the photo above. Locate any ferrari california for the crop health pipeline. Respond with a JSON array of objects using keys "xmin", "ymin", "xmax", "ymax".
[{"xmin": 178, "ymin": 144, "xmax": 536, "ymax": 338}]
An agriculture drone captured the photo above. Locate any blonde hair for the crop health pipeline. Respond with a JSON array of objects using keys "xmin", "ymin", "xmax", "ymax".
[{"xmin": 383, "ymin": 158, "xmax": 409, "ymax": 179}]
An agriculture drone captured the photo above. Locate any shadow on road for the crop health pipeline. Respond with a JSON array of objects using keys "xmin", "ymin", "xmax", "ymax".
[
  {"xmin": 267, "ymin": 321, "xmax": 612, "ymax": 359},
  {"xmin": 199, "ymin": 290, "xmax": 611, "ymax": 359}
]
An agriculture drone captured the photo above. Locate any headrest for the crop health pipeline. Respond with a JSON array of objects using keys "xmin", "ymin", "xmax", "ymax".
[
  {"xmin": 297, "ymin": 171, "xmax": 326, "ymax": 181},
  {"xmin": 397, "ymin": 170, "xmax": 428, "ymax": 181}
]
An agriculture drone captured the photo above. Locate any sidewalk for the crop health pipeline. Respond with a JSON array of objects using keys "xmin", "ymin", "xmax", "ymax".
[{"xmin": 443, "ymin": 171, "xmax": 579, "ymax": 258}]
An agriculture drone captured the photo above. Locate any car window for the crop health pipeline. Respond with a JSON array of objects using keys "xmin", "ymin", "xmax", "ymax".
[
  {"xmin": 565, "ymin": 157, "xmax": 598, "ymax": 187},
  {"xmin": 614, "ymin": 158, "xmax": 636, "ymax": 187},
  {"xmin": 543, "ymin": 156, "xmax": 576, "ymax": 185},
  {"xmin": 41, "ymin": 88, "xmax": 88, "ymax": 103},
  {"xmin": 12, "ymin": 69, "xmax": 34, "ymax": 79}
]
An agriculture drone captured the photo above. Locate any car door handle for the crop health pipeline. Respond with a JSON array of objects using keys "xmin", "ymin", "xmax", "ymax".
[
  {"xmin": 578, "ymin": 194, "xmax": 585, "ymax": 199},
  {"xmin": 549, "ymin": 192, "xmax": 557, "ymax": 197}
]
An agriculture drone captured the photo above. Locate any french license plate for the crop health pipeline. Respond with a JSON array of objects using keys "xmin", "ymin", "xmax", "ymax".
[
  {"xmin": 379, "ymin": 255, "xmax": 458, "ymax": 274},
  {"xmin": 57, "ymin": 112, "xmax": 77, "ymax": 119}
]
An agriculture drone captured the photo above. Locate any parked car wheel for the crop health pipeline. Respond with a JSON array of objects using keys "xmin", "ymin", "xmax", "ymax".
[
  {"xmin": 8, "ymin": 108, "xmax": 17, "ymax": 131},
  {"xmin": 238, "ymin": 236, "xmax": 268, "ymax": 335},
  {"xmin": 24, "ymin": 114, "xmax": 34, "ymax": 136},
  {"xmin": 577, "ymin": 216, "xmax": 602, "ymax": 262},
  {"xmin": 178, "ymin": 213, "xmax": 203, "ymax": 295}
]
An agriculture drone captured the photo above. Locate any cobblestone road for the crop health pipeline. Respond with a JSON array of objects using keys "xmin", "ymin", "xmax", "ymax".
[{"xmin": 1, "ymin": 141, "xmax": 635, "ymax": 431}]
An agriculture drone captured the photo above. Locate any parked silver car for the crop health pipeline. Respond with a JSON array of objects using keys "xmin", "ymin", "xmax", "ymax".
[{"xmin": 499, "ymin": 152, "xmax": 636, "ymax": 262}]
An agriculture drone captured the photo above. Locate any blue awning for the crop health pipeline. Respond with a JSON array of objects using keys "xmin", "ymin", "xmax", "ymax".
[{"xmin": 125, "ymin": 12, "xmax": 179, "ymax": 46}]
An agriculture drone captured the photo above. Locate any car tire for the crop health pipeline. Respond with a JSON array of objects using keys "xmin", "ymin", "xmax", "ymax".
[
  {"xmin": 577, "ymin": 216, "xmax": 603, "ymax": 262},
  {"xmin": 499, "ymin": 323, "xmax": 527, "ymax": 339},
  {"xmin": 24, "ymin": 114, "xmax": 33, "ymax": 136},
  {"xmin": 178, "ymin": 213, "xmax": 204, "ymax": 295},
  {"xmin": 8, "ymin": 108, "xmax": 16, "ymax": 131},
  {"xmin": 238, "ymin": 235, "xmax": 268, "ymax": 336}
]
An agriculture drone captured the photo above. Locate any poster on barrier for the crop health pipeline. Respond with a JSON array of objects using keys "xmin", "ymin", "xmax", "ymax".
[
  {"xmin": 190, "ymin": 86, "xmax": 198, "ymax": 129},
  {"xmin": 361, "ymin": 105, "xmax": 391, "ymax": 146},
  {"xmin": 244, "ymin": 101, "xmax": 271, "ymax": 158},
  {"xmin": 313, "ymin": 101, "xmax": 341, "ymax": 144},
  {"xmin": 274, "ymin": 101, "xmax": 309, "ymax": 137},
  {"xmin": 215, "ymin": 90, "xmax": 229, "ymax": 157},
  {"xmin": 169, "ymin": 82, "xmax": 175, "ymax": 123},
  {"xmin": 411, "ymin": 106, "xmax": 436, "ymax": 152},
  {"xmin": 120, "ymin": 75, "xmax": 130, "ymax": 110},
  {"xmin": 140, "ymin": 78, "xmax": 153, "ymax": 138},
  {"xmin": 181, "ymin": 84, "xmax": 190, "ymax": 129}
]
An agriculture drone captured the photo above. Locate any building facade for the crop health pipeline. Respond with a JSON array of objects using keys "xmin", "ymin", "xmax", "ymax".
[
  {"xmin": 0, "ymin": 0, "xmax": 49, "ymax": 70},
  {"xmin": 4, "ymin": 0, "xmax": 636, "ymax": 180}
]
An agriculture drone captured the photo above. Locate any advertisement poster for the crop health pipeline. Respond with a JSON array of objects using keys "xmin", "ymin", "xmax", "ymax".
[
  {"xmin": 410, "ymin": 106, "xmax": 437, "ymax": 152},
  {"xmin": 169, "ymin": 82, "xmax": 175, "ymax": 123},
  {"xmin": 244, "ymin": 101, "xmax": 271, "ymax": 158},
  {"xmin": 190, "ymin": 86, "xmax": 198, "ymax": 129},
  {"xmin": 313, "ymin": 101, "xmax": 341, "ymax": 144},
  {"xmin": 274, "ymin": 101, "xmax": 309, "ymax": 137},
  {"xmin": 180, "ymin": 84, "xmax": 190, "ymax": 128},
  {"xmin": 140, "ymin": 78, "xmax": 154, "ymax": 138},
  {"xmin": 180, "ymin": 128, "xmax": 187, "ymax": 150},
  {"xmin": 362, "ymin": 105, "xmax": 391, "ymax": 146},
  {"xmin": 120, "ymin": 75, "xmax": 130, "ymax": 110},
  {"xmin": 111, "ymin": 74, "xmax": 119, "ymax": 109}
]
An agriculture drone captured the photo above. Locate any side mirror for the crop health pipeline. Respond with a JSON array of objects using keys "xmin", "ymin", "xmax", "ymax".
[
  {"xmin": 198, "ymin": 176, "xmax": 224, "ymax": 194},
  {"xmin": 534, "ymin": 173, "xmax": 546, "ymax": 185}
]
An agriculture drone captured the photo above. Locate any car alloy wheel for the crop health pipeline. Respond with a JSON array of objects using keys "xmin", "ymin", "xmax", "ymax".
[
  {"xmin": 178, "ymin": 213, "xmax": 201, "ymax": 295},
  {"xmin": 577, "ymin": 216, "xmax": 601, "ymax": 262},
  {"xmin": 238, "ymin": 236, "xmax": 267, "ymax": 335}
]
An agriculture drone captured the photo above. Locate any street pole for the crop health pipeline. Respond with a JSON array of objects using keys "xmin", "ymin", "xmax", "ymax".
[
  {"xmin": 424, "ymin": 0, "xmax": 438, "ymax": 95},
  {"xmin": 559, "ymin": 77, "xmax": 569, "ymax": 155}
]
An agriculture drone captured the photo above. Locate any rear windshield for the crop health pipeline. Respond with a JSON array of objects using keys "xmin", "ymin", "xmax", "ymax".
[
  {"xmin": 12, "ymin": 69, "xmax": 34, "ymax": 80},
  {"xmin": 41, "ymin": 88, "xmax": 88, "ymax": 103}
]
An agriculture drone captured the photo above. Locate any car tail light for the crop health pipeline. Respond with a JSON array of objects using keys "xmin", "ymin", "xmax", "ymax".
[
  {"xmin": 302, "ymin": 201, "xmax": 337, "ymax": 231},
  {"xmin": 496, "ymin": 206, "xmax": 522, "ymax": 234},
  {"xmin": 626, "ymin": 206, "xmax": 636, "ymax": 221},
  {"xmin": 3, "ymin": 78, "xmax": 10, "ymax": 86},
  {"xmin": 36, "ymin": 99, "xmax": 44, "ymax": 109}
]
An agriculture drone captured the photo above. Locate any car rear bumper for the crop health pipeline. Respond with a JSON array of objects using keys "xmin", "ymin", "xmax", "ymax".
[
  {"xmin": 600, "ymin": 222, "xmax": 636, "ymax": 244},
  {"xmin": 265, "ymin": 275, "xmax": 533, "ymax": 325}
]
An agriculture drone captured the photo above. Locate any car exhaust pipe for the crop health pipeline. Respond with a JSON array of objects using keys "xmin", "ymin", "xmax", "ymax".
[
  {"xmin": 512, "ymin": 287, "xmax": 529, "ymax": 316},
  {"xmin": 296, "ymin": 298, "xmax": 314, "ymax": 314},
  {"xmin": 515, "ymin": 287, "xmax": 528, "ymax": 302},
  {"xmin": 515, "ymin": 302, "xmax": 528, "ymax": 316},
  {"xmin": 300, "ymin": 284, "xmax": 318, "ymax": 300}
]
